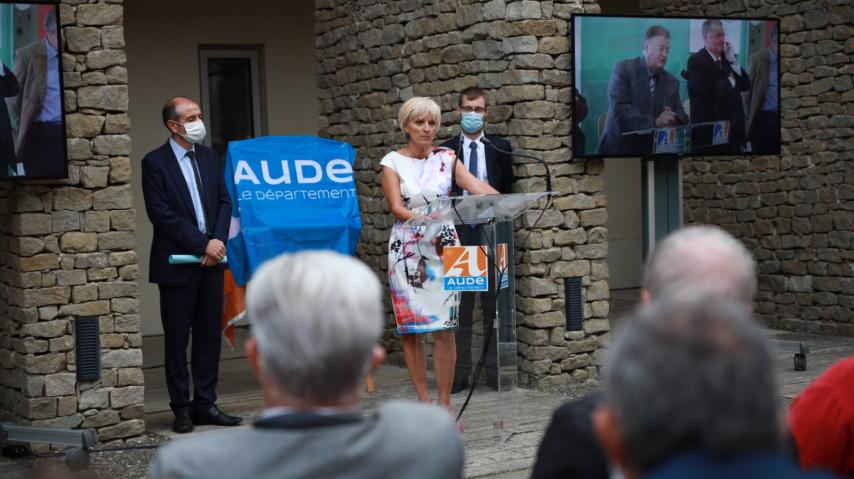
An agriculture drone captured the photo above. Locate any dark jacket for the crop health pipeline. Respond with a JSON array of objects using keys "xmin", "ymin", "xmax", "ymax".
[
  {"xmin": 644, "ymin": 450, "xmax": 839, "ymax": 479},
  {"xmin": 440, "ymin": 134, "xmax": 513, "ymax": 195},
  {"xmin": 0, "ymin": 64, "xmax": 19, "ymax": 176},
  {"xmin": 598, "ymin": 57, "xmax": 688, "ymax": 156},
  {"xmin": 686, "ymin": 48, "xmax": 750, "ymax": 151},
  {"xmin": 141, "ymin": 141, "xmax": 231, "ymax": 285},
  {"xmin": 530, "ymin": 393, "xmax": 608, "ymax": 479}
]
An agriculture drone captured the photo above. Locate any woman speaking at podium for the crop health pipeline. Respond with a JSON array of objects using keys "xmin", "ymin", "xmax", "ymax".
[{"xmin": 381, "ymin": 97, "xmax": 497, "ymax": 418}]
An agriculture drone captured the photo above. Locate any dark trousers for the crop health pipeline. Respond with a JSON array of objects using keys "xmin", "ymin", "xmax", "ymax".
[
  {"xmin": 454, "ymin": 225, "xmax": 498, "ymax": 385},
  {"xmin": 159, "ymin": 267, "xmax": 224, "ymax": 414},
  {"xmin": 21, "ymin": 121, "xmax": 65, "ymax": 178},
  {"xmin": 750, "ymin": 111, "xmax": 780, "ymax": 154}
]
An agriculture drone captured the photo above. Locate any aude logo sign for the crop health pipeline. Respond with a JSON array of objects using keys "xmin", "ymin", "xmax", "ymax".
[{"xmin": 443, "ymin": 246, "xmax": 488, "ymax": 291}]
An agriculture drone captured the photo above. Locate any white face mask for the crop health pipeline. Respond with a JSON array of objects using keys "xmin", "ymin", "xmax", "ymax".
[{"xmin": 177, "ymin": 119, "xmax": 206, "ymax": 144}]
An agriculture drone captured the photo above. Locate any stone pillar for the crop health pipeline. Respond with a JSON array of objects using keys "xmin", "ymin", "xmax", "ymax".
[
  {"xmin": 641, "ymin": 0, "xmax": 854, "ymax": 336},
  {"xmin": 0, "ymin": 1, "xmax": 143, "ymax": 441},
  {"xmin": 315, "ymin": 0, "xmax": 609, "ymax": 391}
]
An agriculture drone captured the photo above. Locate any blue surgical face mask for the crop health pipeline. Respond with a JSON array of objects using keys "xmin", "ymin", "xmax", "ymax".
[{"xmin": 460, "ymin": 112, "xmax": 484, "ymax": 134}]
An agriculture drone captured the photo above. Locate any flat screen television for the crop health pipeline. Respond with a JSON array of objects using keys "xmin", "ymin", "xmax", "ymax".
[
  {"xmin": 571, "ymin": 15, "xmax": 781, "ymax": 159},
  {"xmin": 0, "ymin": 1, "xmax": 67, "ymax": 179}
]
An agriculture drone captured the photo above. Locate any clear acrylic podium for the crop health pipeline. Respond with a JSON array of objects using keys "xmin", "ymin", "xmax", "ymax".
[{"xmin": 407, "ymin": 192, "xmax": 551, "ymax": 444}]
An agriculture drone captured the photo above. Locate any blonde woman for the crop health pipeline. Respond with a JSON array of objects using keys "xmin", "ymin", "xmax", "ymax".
[{"xmin": 381, "ymin": 97, "xmax": 498, "ymax": 417}]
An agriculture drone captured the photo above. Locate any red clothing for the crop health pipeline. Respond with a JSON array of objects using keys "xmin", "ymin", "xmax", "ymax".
[{"xmin": 789, "ymin": 357, "xmax": 854, "ymax": 476}]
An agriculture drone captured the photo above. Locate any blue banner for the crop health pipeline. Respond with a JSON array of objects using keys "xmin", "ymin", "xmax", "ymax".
[{"xmin": 224, "ymin": 136, "xmax": 362, "ymax": 286}]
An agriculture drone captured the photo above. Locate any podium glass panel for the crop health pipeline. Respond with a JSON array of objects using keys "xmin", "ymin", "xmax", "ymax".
[{"xmin": 403, "ymin": 192, "xmax": 552, "ymax": 444}]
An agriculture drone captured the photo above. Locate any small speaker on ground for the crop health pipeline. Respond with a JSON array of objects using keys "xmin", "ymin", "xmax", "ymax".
[
  {"xmin": 565, "ymin": 277, "xmax": 583, "ymax": 331},
  {"xmin": 75, "ymin": 316, "xmax": 100, "ymax": 382}
]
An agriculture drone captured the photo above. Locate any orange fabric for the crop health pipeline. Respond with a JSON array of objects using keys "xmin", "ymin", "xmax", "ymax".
[{"xmin": 221, "ymin": 268, "xmax": 246, "ymax": 348}]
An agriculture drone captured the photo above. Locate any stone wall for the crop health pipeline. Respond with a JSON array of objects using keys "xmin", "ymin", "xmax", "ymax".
[
  {"xmin": 640, "ymin": 0, "xmax": 854, "ymax": 335},
  {"xmin": 315, "ymin": 0, "xmax": 609, "ymax": 390},
  {"xmin": 0, "ymin": 1, "xmax": 143, "ymax": 441}
]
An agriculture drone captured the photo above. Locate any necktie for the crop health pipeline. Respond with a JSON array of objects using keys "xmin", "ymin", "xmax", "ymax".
[
  {"xmin": 186, "ymin": 150, "xmax": 210, "ymax": 236},
  {"xmin": 715, "ymin": 59, "xmax": 723, "ymax": 70},
  {"xmin": 468, "ymin": 141, "xmax": 478, "ymax": 179},
  {"xmin": 649, "ymin": 76, "xmax": 656, "ymax": 97}
]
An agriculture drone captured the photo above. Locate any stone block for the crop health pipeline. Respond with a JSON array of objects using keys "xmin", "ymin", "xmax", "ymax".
[
  {"xmin": 587, "ymin": 280, "xmax": 609, "ymax": 301},
  {"xmin": 83, "ymin": 210, "xmax": 111, "ymax": 233},
  {"xmin": 76, "ymin": 4, "xmax": 123, "ymax": 26},
  {"xmin": 550, "ymin": 260, "xmax": 590, "ymax": 278},
  {"xmin": 583, "ymin": 318, "xmax": 610, "ymax": 334},
  {"xmin": 82, "ymin": 410, "xmax": 120, "ymax": 429},
  {"xmin": 98, "ymin": 232, "xmax": 136, "ymax": 250},
  {"xmin": 517, "ymin": 326, "xmax": 550, "ymax": 346},
  {"xmin": 61, "ymin": 232, "xmax": 98, "ymax": 253},
  {"xmin": 503, "ymin": 36, "xmax": 538, "ymax": 53},
  {"xmin": 109, "ymin": 209, "xmax": 135, "ymax": 230},
  {"xmin": 506, "ymin": 0, "xmax": 542, "ymax": 20},
  {"xmin": 53, "ymin": 187, "xmax": 92, "ymax": 211},
  {"xmin": 117, "ymin": 368, "xmax": 144, "ymax": 386},
  {"xmin": 98, "ymin": 419, "xmax": 145, "ymax": 441},
  {"xmin": 110, "ymin": 385, "xmax": 143, "ymax": 409},
  {"xmin": 30, "ymin": 414, "xmax": 84, "ymax": 429},
  {"xmin": 514, "ymin": 100, "xmax": 555, "ymax": 119},
  {"xmin": 49, "ymin": 336, "xmax": 75, "ymax": 352},
  {"xmin": 77, "ymin": 85, "xmax": 128, "ymax": 111},
  {"xmin": 525, "ymin": 311, "xmax": 564, "ymax": 328},
  {"xmin": 92, "ymin": 135, "xmax": 131, "ymax": 156},
  {"xmin": 560, "ymin": 354, "xmax": 591, "ymax": 371},
  {"xmin": 109, "ymin": 251, "xmax": 137, "ymax": 266},
  {"xmin": 101, "ymin": 349, "xmax": 142, "ymax": 369},
  {"xmin": 20, "ymin": 320, "xmax": 68, "ymax": 339},
  {"xmin": 86, "ymin": 49, "xmax": 127, "ymax": 70},
  {"xmin": 75, "ymin": 253, "xmax": 109, "ymax": 269},
  {"xmin": 65, "ymin": 114, "xmax": 105, "ymax": 139},
  {"xmin": 526, "ymin": 345, "xmax": 570, "ymax": 361},
  {"xmin": 57, "ymin": 395, "xmax": 77, "ymax": 417},
  {"xmin": 52, "ymin": 210, "xmax": 81, "ymax": 233},
  {"xmin": 64, "ymin": 27, "xmax": 101, "ymax": 53},
  {"xmin": 580, "ymin": 208, "xmax": 608, "ymax": 226},
  {"xmin": 79, "ymin": 388, "xmax": 109, "ymax": 409},
  {"xmin": 21, "ymin": 287, "xmax": 71, "ymax": 308},
  {"xmin": 88, "ymin": 267, "xmax": 118, "ymax": 281},
  {"xmin": 25, "ymin": 397, "xmax": 57, "ymax": 420},
  {"xmin": 45, "ymin": 373, "xmax": 76, "ymax": 396},
  {"xmin": 575, "ymin": 244, "xmax": 608, "ymax": 259},
  {"xmin": 19, "ymin": 254, "xmax": 60, "ymax": 272},
  {"xmin": 518, "ymin": 277, "xmax": 559, "ymax": 297},
  {"xmin": 59, "ymin": 300, "xmax": 110, "ymax": 317},
  {"xmin": 120, "ymin": 404, "xmax": 146, "ymax": 420},
  {"xmin": 98, "ymin": 282, "xmax": 137, "ymax": 299},
  {"xmin": 109, "ymin": 157, "xmax": 131, "ymax": 183},
  {"xmin": 81, "ymin": 166, "xmax": 110, "ymax": 188},
  {"xmin": 24, "ymin": 353, "xmax": 66, "ymax": 374},
  {"xmin": 10, "ymin": 237, "xmax": 46, "ymax": 257},
  {"xmin": 101, "ymin": 26, "xmax": 125, "ymax": 49}
]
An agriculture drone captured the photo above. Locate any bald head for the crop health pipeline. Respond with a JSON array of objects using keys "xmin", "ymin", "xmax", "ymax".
[
  {"xmin": 643, "ymin": 226, "xmax": 756, "ymax": 306},
  {"xmin": 162, "ymin": 97, "xmax": 199, "ymax": 128}
]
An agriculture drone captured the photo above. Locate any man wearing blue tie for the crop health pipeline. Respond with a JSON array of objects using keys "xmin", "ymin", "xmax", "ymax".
[
  {"xmin": 141, "ymin": 97, "xmax": 240, "ymax": 433},
  {"xmin": 441, "ymin": 87, "xmax": 514, "ymax": 392}
]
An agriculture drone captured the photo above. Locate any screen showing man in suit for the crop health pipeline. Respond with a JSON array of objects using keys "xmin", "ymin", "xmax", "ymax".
[
  {"xmin": 572, "ymin": 15, "xmax": 780, "ymax": 158},
  {"xmin": 141, "ymin": 97, "xmax": 240, "ymax": 434},
  {"xmin": 1, "ymin": 3, "xmax": 67, "ymax": 178},
  {"xmin": 597, "ymin": 25, "xmax": 689, "ymax": 156}
]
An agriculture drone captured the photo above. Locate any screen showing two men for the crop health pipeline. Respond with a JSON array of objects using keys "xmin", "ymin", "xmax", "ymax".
[
  {"xmin": 0, "ymin": 2, "xmax": 66, "ymax": 179},
  {"xmin": 572, "ymin": 16, "xmax": 781, "ymax": 158}
]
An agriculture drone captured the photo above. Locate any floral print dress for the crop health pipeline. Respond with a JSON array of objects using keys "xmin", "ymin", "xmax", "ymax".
[{"xmin": 381, "ymin": 148, "xmax": 460, "ymax": 335}]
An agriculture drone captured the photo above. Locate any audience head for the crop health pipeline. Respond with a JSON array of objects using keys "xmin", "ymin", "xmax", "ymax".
[
  {"xmin": 643, "ymin": 26, "xmax": 671, "ymax": 72},
  {"xmin": 642, "ymin": 225, "xmax": 756, "ymax": 308},
  {"xmin": 702, "ymin": 19, "xmax": 727, "ymax": 56},
  {"xmin": 594, "ymin": 296, "xmax": 781, "ymax": 478},
  {"xmin": 245, "ymin": 251, "xmax": 385, "ymax": 408},
  {"xmin": 399, "ymin": 96, "xmax": 441, "ymax": 148}
]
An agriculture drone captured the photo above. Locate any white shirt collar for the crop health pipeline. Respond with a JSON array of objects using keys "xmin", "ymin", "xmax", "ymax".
[
  {"xmin": 261, "ymin": 405, "xmax": 362, "ymax": 419},
  {"xmin": 169, "ymin": 137, "xmax": 195, "ymax": 162},
  {"xmin": 462, "ymin": 132, "xmax": 484, "ymax": 147},
  {"xmin": 705, "ymin": 47, "xmax": 721, "ymax": 62}
]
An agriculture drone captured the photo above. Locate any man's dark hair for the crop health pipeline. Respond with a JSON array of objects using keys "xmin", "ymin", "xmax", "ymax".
[
  {"xmin": 702, "ymin": 19, "xmax": 724, "ymax": 37},
  {"xmin": 603, "ymin": 296, "xmax": 780, "ymax": 472},
  {"xmin": 44, "ymin": 9, "xmax": 57, "ymax": 32},
  {"xmin": 644, "ymin": 25, "xmax": 670, "ymax": 40},
  {"xmin": 458, "ymin": 86, "xmax": 487, "ymax": 107},
  {"xmin": 769, "ymin": 25, "xmax": 779, "ymax": 41},
  {"xmin": 162, "ymin": 98, "xmax": 180, "ymax": 128}
]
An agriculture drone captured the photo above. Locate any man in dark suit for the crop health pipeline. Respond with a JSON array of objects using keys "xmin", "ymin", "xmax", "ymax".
[
  {"xmin": 686, "ymin": 19, "xmax": 751, "ymax": 154},
  {"xmin": 598, "ymin": 25, "xmax": 688, "ymax": 156},
  {"xmin": 141, "ymin": 97, "xmax": 240, "ymax": 433},
  {"xmin": 744, "ymin": 26, "xmax": 780, "ymax": 154},
  {"xmin": 150, "ymin": 251, "xmax": 464, "ymax": 479},
  {"xmin": 441, "ymin": 86, "xmax": 513, "ymax": 392},
  {"xmin": 0, "ymin": 62, "xmax": 19, "ymax": 176}
]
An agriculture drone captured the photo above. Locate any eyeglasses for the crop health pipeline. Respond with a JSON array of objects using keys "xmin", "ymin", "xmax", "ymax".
[{"xmin": 460, "ymin": 106, "xmax": 486, "ymax": 113}]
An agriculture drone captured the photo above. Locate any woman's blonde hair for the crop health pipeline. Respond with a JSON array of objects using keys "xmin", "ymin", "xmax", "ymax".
[{"xmin": 398, "ymin": 97, "xmax": 441, "ymax": 134}]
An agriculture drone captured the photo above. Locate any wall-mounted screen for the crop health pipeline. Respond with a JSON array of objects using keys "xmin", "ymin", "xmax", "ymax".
[
  {"xmin": 0, "ymin": 1, "xmax": 67, "ymax": 179},
  {"xmin": 572, "ymin": 15, "xmax": 780, "ymax": 159}
]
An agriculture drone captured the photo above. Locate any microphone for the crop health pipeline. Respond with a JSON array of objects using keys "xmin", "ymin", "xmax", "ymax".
[{"xmin": 480, "ymin": 137, "xmax": 551, "ymax": 193}]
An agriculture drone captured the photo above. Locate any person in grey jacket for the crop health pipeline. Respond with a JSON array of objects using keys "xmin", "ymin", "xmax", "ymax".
[
  {"xmin": 598, "ymin": 25, "xmax": 688, "ymax": 155},
  {"xmin": 149, "ymin": 251, "xmax": 464, "ymax": 479}
]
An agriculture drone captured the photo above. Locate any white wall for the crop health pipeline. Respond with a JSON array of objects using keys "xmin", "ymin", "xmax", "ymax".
[
  {"xmin": 604, "ymin": 158, "xmax": 643, "ymax": 289},
  {"xmin": 125, "ymin": 0, "xmax": 318, "ymax": 335}
]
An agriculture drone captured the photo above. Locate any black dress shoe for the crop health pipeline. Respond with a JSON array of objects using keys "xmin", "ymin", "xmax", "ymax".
[
  {"xmin": 192, "ymin": 404, "xmax": 243, "ymax": 427},
  {"xmin": 451, "ymin": 380, "xmax": 470, "ymax": 394},
  {"xmin": 173, "ymin": 411, "xmax": 194, "ymax": 434}
]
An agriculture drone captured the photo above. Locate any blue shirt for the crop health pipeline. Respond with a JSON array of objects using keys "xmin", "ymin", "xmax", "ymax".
[
  {"xmin": 35, "ymin": 39, "xmax": 61, "ymax": 123},
  {"xmin": 169, "ymin": 138, "xmax": 207, "ymax": 234},
  {"xmin": 761, "ymin": 50, "xmax": 779, "ymax": 112}
]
